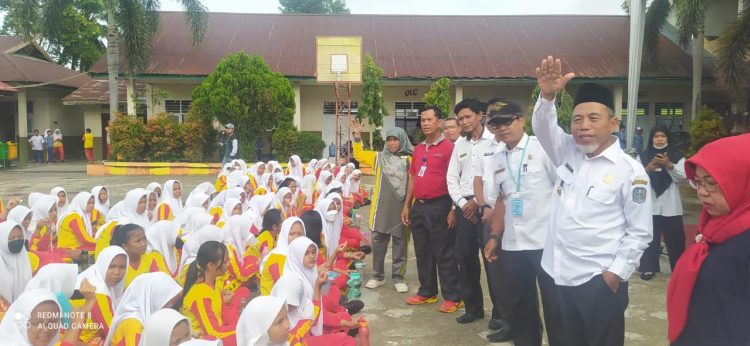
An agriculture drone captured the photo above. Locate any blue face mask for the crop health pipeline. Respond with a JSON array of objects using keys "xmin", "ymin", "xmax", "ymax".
[{"xmin": 55, "ymin": 291, "xmax": 72, "ymax": 327}]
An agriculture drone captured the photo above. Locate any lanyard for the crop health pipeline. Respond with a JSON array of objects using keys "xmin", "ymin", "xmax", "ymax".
[{"xmin": 505, "ymin": 136, "xmax": 530, "ymax": 193}]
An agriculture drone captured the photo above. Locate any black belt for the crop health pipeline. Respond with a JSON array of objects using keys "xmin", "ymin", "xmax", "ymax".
[{"xmin": 414, "ymin": 194, "xmax": 451, "ymax": 205}]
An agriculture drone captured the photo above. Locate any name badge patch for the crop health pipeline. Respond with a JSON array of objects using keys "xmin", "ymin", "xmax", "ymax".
[{"xmin": 632, "ymin": 187, "xmax": 647, "ymax": 204}]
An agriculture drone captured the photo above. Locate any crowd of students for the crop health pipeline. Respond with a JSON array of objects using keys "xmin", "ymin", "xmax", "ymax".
[{"xmin": 0, "ymin": 156, "xmax": 374, "ymax": 346}]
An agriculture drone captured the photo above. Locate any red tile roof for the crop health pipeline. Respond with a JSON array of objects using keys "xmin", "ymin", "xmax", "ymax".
[
  {"xmin": 62, "ymin": 79, "xmax": 146, "ymax": 105},
  {"xmin": 89, "ymin": 13, "xmax": 694, "ymax": 80},
  {"xmin": 0, "ymin": 36, "xmax": 91, "ymax": 88}
]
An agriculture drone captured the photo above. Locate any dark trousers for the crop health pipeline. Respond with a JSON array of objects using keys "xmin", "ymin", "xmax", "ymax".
[
  {"xmin": 502, "ymin": 249, "xmax": 565, "ymax": 346},
  {"xmin": 639, "ymin": 215, "xmax": 686, "ymax": 273},
  {"xmin": 558, "ymin": 275, "xmax": 629, "ymax": 346},
  {"xmin": 482, "ymin": 225, "xmax": 510, "ymax": 321},
  {"xmin": 32, "ymin": 149, "xmax": 43, "ymax": 163},
  {"xmin": 410, "ymin": 195, "xmax": 460, "ymax": 301},
  {"xmin": 454, "ymin": 210, "xmax": 484, "ymax": 315}
]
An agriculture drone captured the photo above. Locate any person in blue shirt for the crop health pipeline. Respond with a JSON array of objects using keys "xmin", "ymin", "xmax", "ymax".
[
  {"xmin": 616, "ymin": 124, "xmax": 627, "ymax": 149},
  {"xmin": 633, "ymin": 127, "xmax": 644, "ymax": 155}
]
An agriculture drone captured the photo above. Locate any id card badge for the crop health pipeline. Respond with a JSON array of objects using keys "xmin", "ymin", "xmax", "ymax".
[
  {"xmin": 511, "ymin": 197, "xmax": 523, "ymax": 216},
  {"xmin": 417, "ymin": 165, "xmax": 427, "ymax": 177}
]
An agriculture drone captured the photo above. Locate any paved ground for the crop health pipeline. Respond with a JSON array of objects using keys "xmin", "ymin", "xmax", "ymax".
[{"xmin": 0, "ymin": 162, "xmax": 703, "ymax": 345}]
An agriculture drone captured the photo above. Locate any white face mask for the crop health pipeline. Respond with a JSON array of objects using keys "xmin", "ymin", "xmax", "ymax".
[
  {"xmin": 325, "ymin": 210, "xmax": 338, "ymax": 222},
  {"xmin": 653, "ymin": 143, "xmax": 668, "ymax": 150}
]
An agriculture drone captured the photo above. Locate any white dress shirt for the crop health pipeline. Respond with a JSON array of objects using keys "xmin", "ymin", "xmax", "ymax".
[
  {"xmin": 652, "ymin": 158, "xmax": 686, "ymax": 217},
  {"xmin": 28, "ymin": 135, "xmax": 44, "ymax": 150},
  {"xmin": 473, "ymin": 137, "xmax": 504, "ymax": 208},
  {"xmin": 492, "ymin": 134, "xmax": 557, "ymax": 251},
  {"xmin": 532, "ymin": 97, "xmax": 653, "ymax": 286},
  {"xmin": 447, "ymin": 126, "xmax": 493, "ymax": 208}
]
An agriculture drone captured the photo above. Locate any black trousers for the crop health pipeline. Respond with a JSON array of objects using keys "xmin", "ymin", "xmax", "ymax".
[
  {"xmin": 639, "ymin": 215, "xmax": 686, "ymax": 273},
  {"xmin": 410, "ymin": 195, "xmax": 460, "ymax": 301},
  {"xmin": 454, "ymin": 210, "xmax": 484, "ymax": 315},
  {"xmin": 482, "ymin": 225, "xmax": 510, "ymax": 321},
  {"xmin": 558, "ymin": 275, "xmax": 629, "ymax": 346},
  {"xmin": 501, "ymin": 249, "xmax": 565, "ymax": 346}
]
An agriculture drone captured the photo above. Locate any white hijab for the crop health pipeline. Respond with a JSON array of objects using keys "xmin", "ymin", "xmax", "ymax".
[
  {"xmin": 50, "ymin": 187, "xmax": 68, "ymax": 214},
  {"xmin": 0, "ymin": 221, "xmax": 33, "ymax": 303},
  {"xmin": 237, "ymin": 296, "xmax": 289, "ymax": 346},
  {"xmin": 221, "ymin": 198, "xmax": 243, "ymax": 224},
  {"xmin": 105, "ymin": 272, "xmax": 183, "ymax": 346},
  {"xmin": 76, "ymin": 246, "xmax": 128, "ymax": 307},
  {"xmin": 261, "ymin": 173, "xmax": 274, "ymax": 191},
  {"xmin": 7, "ymin": 206, "xmax": 33, "ymax": 239},
  {"xmin": 180, "ymin": 211, "xmax": 213, "ymax": 239},
  {"xmin": 306, "ymin": 159, "xmax": 318, "ymax": 175},
  {"xmin": 185, "ymin": 192, "xmax": 210, "ymax": 211},
  {"xmin": 138, "ymin": 308, "xmax": 190, "ymax": 346},
  {"xmin": 162, "ymin": 180, "xmax": 184, "ymax": 216},
  {"xmin": 262, "ymin": 217, "xmax": 305, "ymax": 269},
  {"xmin": 178, "ymin": 225, "xmax": 223, "ymax": 276},
  {"xmin": 27, "ymin": 192, "xmax": 45, "ymax": 210},
  {"xmin": 58, "ymin": 191, "xmax": 94, "ymax": 237},
  {"xmin": 250, "ymin": 162, "xmax": 265, "ymax": 182},
  {"xmin": 274, "ymin": 187, "xmax": 293, "ymax": 216},
  {"xmin": 145, "ymin": 221, "xmax": 181, "ymax": 274},
  {"xmin": 316, "ymin": 171, "xmax": 333, "ymax": 196},
  {"xmin": 29, "ymin": 196, "xmax": 57, "ymax": 239},
  {"xmin": 248, "ymin": 194, "xmax": 275, "ymax": 231},
  {"xmin": 108, "ymin": 188, "xmax": 150, "ymax": 228},
  {"xmin": 225, "ymin": 214, "xmax": 255, "ymax": 265},
  {"xmin": 146, "ymin": 182, "xmax": 163, "ymax": 202},
  {"xmin": 344, "ymin": 169, "xmax": 362, "ymax": 197},
  {"xmin": 300, "ymin": 175, "xmax": 316, "ymax": 205},
  {"xmin": 25, "ymin": 263, "xmax": 78, "ymax": 299},
  {"xmin": 227, "ymin": 170, "xmax": 245, "ymax": 189},
  {"xmin": 190, "ymin": 182, "xmax": 216, "ymax": 199},
  {"xmin": 288, "ymin": 155, "xmax": 304, "ymax": 179},
  {"xmin": 271, "ymin": 237, "xmax": 322, "ymax": 335},
  {"xmin": 0, "ymin": 289, "xmax": 62, "ymax": 346},
  {"xmin": 53, "ymin": 129, "xmax": 63, "ymax": 141},
  {"xmin": 314, "ymin": 198, "xmax": 342, "ymax": 254},
  {"xmin": 91, "ymin": 185, "xmax": 110, "ymax": 216}
]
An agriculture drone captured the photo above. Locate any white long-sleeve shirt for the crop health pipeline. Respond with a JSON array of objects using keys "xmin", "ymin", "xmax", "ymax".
[
  {"xmin": 532, "ymin": 97, "xmax": 653, "ymax": 286},
  {"xmin": 230, "ymin": 138, "xmax": 238, "ymax": 157},
  {"xmin": 447, "ymin": 126, "xmax": 493, "ymax": 208},
  {"xmin": 652, "ymin": 158, "xmax": 687, "ymax": 217},
  {"xmin": 473, "ymin": 137, "xmax": 504, "ymax": 208}
]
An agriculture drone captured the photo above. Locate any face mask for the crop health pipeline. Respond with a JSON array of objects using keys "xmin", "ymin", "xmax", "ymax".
[
  {"xmin": 175, "ymin": 237, "xmax": 185, "ymax": 250},
  {"xmin": 8, "ymin": 239, "xmax": 25, "ymax": 254},
  {"xmin": 325, "ymin": 210, "xmax": 338, "ymax": 222},
  {"xmin": 653, "ymin": 143, "xmax": 668, "ymax": 150}
]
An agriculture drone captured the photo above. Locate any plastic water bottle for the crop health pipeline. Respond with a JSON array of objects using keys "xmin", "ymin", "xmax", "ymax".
[{"xmin": 358, "ymin": 317, "xmax": 370, "ymax": 346}]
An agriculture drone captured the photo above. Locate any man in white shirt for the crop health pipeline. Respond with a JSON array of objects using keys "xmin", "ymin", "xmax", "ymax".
[
  {"xmin": 27, "ymin": 129, "xmax": 44, "ymax": 164},
  {"xmin": 442, "ymin": 117, "xmax": 461, "ymax": 143},
  {"xmin": 531, "ymin": 56, "xmax": 653, "ymax": 346},
  {"xmin": 446, "ymin": 98, "xmax": 495, "ymax": 325},
  {"xmin": 481, "ymin": 100, "xmax": 564, "ymax": 346}
]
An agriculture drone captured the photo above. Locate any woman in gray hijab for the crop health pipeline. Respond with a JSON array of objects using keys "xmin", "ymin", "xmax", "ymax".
[{"xmin": 352, "ymin": 121, "xmax": 413, "ymax": 293}]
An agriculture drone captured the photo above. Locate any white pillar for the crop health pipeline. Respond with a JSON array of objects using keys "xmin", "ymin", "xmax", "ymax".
[
  {"xmin": 454, "ymin": 85, "xmax": 463, "ymax": 107},
  {"xmin": 293, "ymin": 84, "xmax": 302, "ymax": 130},
  {"xmin": 145, "ymin": 84, "xmax": 154, "ymax": 118},
  {"xmin": 626, "ymin": 0, "xmax": 647, "ymax": 153},
  {"xmin": 126, "ymin": 78, "xmax": 136, "ymax": 116},
  {"xmin": 16, "ymin": 90, "xmax": 28, "ymax": 162},
  {"xmin": 614, "ymin": 85, "xmax": 624, "ymax": 120}
]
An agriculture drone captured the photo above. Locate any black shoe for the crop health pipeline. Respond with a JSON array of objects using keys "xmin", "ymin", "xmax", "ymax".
[
  {"xmin": 456, "ymin": 312, "xmax": 484, "ymax": 324},
  {"xmin": 640, "ymin": 272, "xmax": 655, "ymax": 281},
  {"xmin": 347, "ymin": 327, "xmax": 359, "ymax": 337},
  {"xmin": 342, "ymin": 300, "xmax": 364, "ymax": 315},
  {"xmin": 488, "ymin": 318, "xmax": 505, "ymax": 330},
  {"xmin": 487, "ymin": 329, "xmax": 513, "ymax": 343}
]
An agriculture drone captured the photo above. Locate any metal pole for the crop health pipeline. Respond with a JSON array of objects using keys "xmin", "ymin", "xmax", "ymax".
[
  {"xmin": 335, "ymin": 82, "xmax": 340, "ymax": 164},
  {"xmin": 626, "ymin": 0, "xmax": 647, "ymax": 154},
  {"xmin": 346, "ymin": 83, "xmax": 352, "ymax": 162}
]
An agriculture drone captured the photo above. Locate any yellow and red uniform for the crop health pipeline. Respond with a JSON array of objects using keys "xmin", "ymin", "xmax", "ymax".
[
  {"xmin": 220, "ymin": 245, "xmax": 259, "ymax": 293},
  {"xmin": 181, "ymin": 282, "xmax": 237, "ymax": 345},
  {"xmin": 94, "ymin": 221, "xmax": 118, "ymax": 260},
  {"xmin": 75, "ymin": 293, "xmax": 115, "ymax": 344},
  {"xmin": 57, "ymin": 213, "xmax": 96, "ymax": 252},
  {"xmin": 109, "ymin": 318, "xmax": 143, "ymax": 346},
  {"xmin": 156, "ymin": 202, "xmax": 174, "ymax": 221},
  {"xmin": 259, "ymin": 253, "xmax": 285, "ymax": 296},
  {"xmin": 209, "ymin": 206, "xmax": 223, "ymax": 225},
  {"xmin": 124, "ymin": 252, "xmax": 170, "ymax": 287},
  {"xmin": 288, "ymin": 299, "xmax": 321, "ymax": 346},
  {"xmin": 91, "ymin": 208, "xmax": 105, "ymax": 230},
  {"xmin": 245, "ymin": 174, "xmax": 259, "ymax": 192},
  {"xmin": 214, "ymin": 174, "xmax": 228, "ymax": 192},
  {"xmin": 254, "ymin": 231, "xmax": 275, "ymax": 256}
]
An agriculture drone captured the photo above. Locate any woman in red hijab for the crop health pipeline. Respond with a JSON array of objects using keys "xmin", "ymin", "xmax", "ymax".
[{"xmin": 667, "ymin": 134, "xmax": 750, "ymax": 345}]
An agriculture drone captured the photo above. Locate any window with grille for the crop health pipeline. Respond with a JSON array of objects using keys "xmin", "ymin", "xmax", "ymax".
[
  {"xmin": 323, "ymin": 100, "xmax": 358, "ymax": 115},
  {"xmin": 395, "ymin": 101, "xmax": 426, "ymax": 142},
  {"xmin": 621, "ymin": 102, "xmax": 649, "ymax": 116},
  {"xmin": 165, "ymin": 100, "xmax": 192, "ymax": 123},
  {"xmin": 655, "ymin": 102, "xmax": 685, "ymax": 116}
]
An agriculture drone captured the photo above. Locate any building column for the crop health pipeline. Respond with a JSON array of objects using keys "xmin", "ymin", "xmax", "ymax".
[
  {"xmin": 614, "ymin": 85, "xmax": 623, "ymax": 120},
  {"xmin": 126, "ymin": 78, "xmax": 136, "ymax": 116},
  {"xmin": 16, "ymin": 90, "xmax": 28, "ymax": 163},
  {"xmin": 293, "ymin": 84, "xmax": 302, "ymax": 130},
  {"xmin": 145, "ymin": 84, "xmax": 154, "ymax": 118},
  {"xmin": 454, "ymin": 85, "xmax": 463, "ymax": 106}
]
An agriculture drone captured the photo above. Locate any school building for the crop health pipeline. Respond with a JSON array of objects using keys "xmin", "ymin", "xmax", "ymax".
[{"xmin": 7, "ymin": 10, "xmax": 747, "ymax": 162}]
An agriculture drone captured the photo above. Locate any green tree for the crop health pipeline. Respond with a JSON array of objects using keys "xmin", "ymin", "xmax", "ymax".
[
  {"xmin": 358, "ymin": 54, "xmax": 388, "ymax": 148},
  {"xmin": 423, "ymin": 77, "xmax": 452, "ymax": 118},
  {"xmin": 279, "ymin": 0, "xmax": 350, "ymax": 14},
  {"xmin": 525, "ymin": 86, "xmax": 574, "ymax": 134},
  {"xmin": 5, "ymin": 0, "xmax": 208, "ymax": 120},
  {"xmin": 687, "ymin": 105, "xmax": 726, "ymax": 156},
  {"xmin": 715, "ymin": 1, "xmax": 750, "ymax": 100},
  {"xmin": 190, "ymin": 52, "xmax": 296, "ymax": 160}
]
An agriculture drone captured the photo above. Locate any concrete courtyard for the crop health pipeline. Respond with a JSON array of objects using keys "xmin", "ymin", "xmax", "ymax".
[{"xmin": 0, "ymin": 163, "xmax": 701, "ymax": 345}]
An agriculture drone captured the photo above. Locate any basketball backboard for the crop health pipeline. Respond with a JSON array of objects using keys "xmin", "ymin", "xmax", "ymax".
[{"xmin": 316, "ymin": 36, "xmax": 362, "ymax": 83}]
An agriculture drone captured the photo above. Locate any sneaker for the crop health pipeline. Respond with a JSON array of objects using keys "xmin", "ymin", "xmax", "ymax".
[
  {"xmin": 406, "ymin": 294, "xmax": 438, "ymax": 305},
  {"xmin": 365, "ymin": 279, "xmax": 385, "ymax": 289},
  {"xmin": 439, "ymin": 300, "xmax": 464, "ymax": 313},
  {"xmin": 394, "ymin": 282, "xmax": 409, "ymax": 293},
  {"xmin": 640, "ymin": 272, "xmax": 655, "ymax": 281}
]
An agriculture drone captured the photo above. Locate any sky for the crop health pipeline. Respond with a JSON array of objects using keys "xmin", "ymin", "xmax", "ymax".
[{"xmin": 159, "ymin": 0, "xmax": 626, "ymax": 15}]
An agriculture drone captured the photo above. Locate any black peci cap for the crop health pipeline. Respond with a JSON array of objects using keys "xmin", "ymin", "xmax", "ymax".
[{"xmin": 574, "ymin": 82, "xmax": 614, "ymax": 110}]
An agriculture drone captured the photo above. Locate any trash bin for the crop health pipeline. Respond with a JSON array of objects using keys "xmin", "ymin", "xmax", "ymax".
[
  {"xmin": 7, "ymin": 141, "xmax": 17, "ymax": 160},
  {"xmin": 0, "ymin": 142, "xmax": 8, "ymax": 169}
]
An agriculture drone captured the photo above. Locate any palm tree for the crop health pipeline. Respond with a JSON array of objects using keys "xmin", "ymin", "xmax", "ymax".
[
  {"xmin": 8, "ymin": 0, "xmax": 208, "ymax": 120},
  {"xmin": 714, "ymin": 1, "xmax": 750, "ymax": 102}
]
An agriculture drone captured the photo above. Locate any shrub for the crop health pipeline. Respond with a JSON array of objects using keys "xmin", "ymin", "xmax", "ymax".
[
  {"xmin": 371, "ymin": 129, "xmax": 385, "ymax": 151},
  {"xmin": 179, "ymin": 121, "xmax": 210, "ymax": 162},
  {"xmin": 110, "ymin": 114, "xmax": 146, "ymax": 161},
  {"xmin": 296, "ymin": 132, "xmax": 326, "ymax": 161},
  {"xmin": 688, "ymin": 105, "xmax": 727, "ymax": 156},
  {"xmin": 143, "ymin": 114, "xmax": 181, "ymax": 161},
  {"xmin": 271, "ymin": 123, "xmax": 326, "ymax": 162}
]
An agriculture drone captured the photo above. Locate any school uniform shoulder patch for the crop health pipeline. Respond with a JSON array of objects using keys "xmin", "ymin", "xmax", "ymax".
[{"xmin": 632, "ymin": 187, "xmax": 648, "ymax": 204}]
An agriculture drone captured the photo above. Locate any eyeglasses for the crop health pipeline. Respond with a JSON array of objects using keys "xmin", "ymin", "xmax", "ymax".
[
  {"xmin": 488, "ymin": 116, "xmax": 519, "ymax": 129},
  {"xmin": 688, "ymin": 179, "xmax": 719, "ymax": 193}
]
